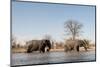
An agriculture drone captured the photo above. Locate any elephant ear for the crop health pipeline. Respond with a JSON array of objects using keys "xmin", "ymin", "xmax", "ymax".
[{"xmin": 41, "ymin": 40, "xmax": 46, "ymax": 46}]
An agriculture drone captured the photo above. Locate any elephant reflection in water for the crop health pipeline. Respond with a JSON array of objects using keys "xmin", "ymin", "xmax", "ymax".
[
  {"xmin": 64, "ymin": 40, "xmax": 89, "ymax": 52},
  {"xmin": 26, "ymin": 39, "xmax": 51, "ymax": 53}
]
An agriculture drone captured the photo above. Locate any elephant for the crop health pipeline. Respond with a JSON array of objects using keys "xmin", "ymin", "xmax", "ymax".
[
  {"xmin": 26, "ymin": 39, "xmax": 51, "ymax": 53},
  {"xmin": 64, "ymin": 40, "xmax": 88, "ymax": 52}
]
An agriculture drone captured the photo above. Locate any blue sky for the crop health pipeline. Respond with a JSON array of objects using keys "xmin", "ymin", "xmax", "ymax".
[{"xmin": 12, "ymin": 1, "xmax": 95, "ymax": 42}]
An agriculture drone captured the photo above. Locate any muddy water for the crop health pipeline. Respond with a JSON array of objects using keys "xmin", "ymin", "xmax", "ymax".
[{"xmin": 11, "ymin": 51, "xmax": 96, "ymax": 66}]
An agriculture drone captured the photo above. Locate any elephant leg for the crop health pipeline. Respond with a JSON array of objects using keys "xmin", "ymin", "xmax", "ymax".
[
  {"xmin": 70, "ymin": 47, "xmax": 74, "ymax": 51},
  {"xmin": 39, "ymin": 48, "xmax": 43, "ymax": 53},
  {"xmin": 39, "ymin": 49, "xmax": 43, "ymax": 53},
  {"xmin": 84, "ymin": 46, "xmax": 87, "ymax": 51},
  {"xmin": 27, "ymin": 45, "xmax": 33, "ymax": 53},
  {"xmin": 42, "ymin": 49, "xmax": 45, "ymax": 53},
  {"xmin": 47, "ymin": 49, "xmax": 50, "ymax": 52},
  {"xmin": 39, "ymin": 46, "xmax": 42, "ymax": 53},
  {"xmin": 27, "ymin": 47, "xmax": 33, "ymax": 53},
  {"xmin": 27, "ymin": 49, "xmax": 31, "ymax": 53},
  {"xmin": 76, "ymin": 45, "xmax": 79, "ymax": 52},
  {"xmin": 40, "ymin": 47, "xmax": 45, "ymax": 53}
]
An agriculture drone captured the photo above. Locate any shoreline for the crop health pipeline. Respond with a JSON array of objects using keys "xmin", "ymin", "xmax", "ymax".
[{"xmin": 12, "ymin": 46, "xmax": 95, "ymax": 53}]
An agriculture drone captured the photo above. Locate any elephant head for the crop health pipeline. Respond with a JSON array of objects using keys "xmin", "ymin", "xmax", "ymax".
[
  {"xmin": 40, "ymin": 40, "xmax": 51, "ymax": 53},
  {"xmin": 78, "ymin": 40, "xmax": 89, "ymax": 51}
]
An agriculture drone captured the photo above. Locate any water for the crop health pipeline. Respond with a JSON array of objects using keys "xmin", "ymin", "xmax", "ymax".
[{"xmin": 11, "ymin": 51, "xmax": 96, "ymax": 66}]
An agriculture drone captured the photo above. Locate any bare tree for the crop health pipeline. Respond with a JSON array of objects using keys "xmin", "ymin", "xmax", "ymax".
[{"xmin": 64, "ymin": 20, "xmax": 83, "ymax": 40}]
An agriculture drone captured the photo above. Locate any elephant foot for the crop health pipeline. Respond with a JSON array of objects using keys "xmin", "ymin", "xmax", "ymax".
[{"xmin": 27, "ymin": 51, "xmax": 32, "ymax": 53}]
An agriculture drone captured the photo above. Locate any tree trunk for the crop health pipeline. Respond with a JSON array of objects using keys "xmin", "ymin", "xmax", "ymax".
[{"xmin": 72, "ymin": 35, "xmax": 75, "ymax": 40}]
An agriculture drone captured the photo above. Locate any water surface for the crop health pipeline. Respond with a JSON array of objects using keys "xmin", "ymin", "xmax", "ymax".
[{"xmin": 11, "ymin": 51, "xmax": 95, "ymax": 66}]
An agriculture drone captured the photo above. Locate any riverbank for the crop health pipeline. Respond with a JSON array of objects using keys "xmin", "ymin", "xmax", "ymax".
[
  {"xmin": 12, "ymin": 48, "xmax": 26, "ymax": 53},
  {"xmin": 12, "ymin": 46, "xmax": 95, "ymax": 53}
]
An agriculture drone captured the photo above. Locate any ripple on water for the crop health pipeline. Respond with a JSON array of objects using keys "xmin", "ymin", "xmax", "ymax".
[{"xmin": 11, "ymin": 51, "xmax": 96, "ymax": 66}]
